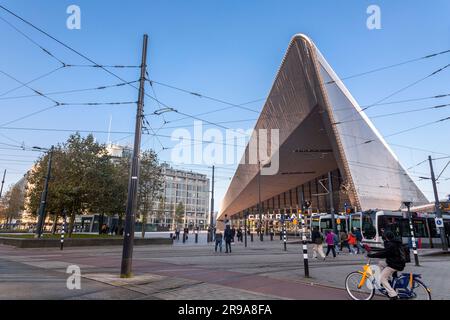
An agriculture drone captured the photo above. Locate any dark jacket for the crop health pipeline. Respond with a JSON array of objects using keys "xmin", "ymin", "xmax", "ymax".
[
  {"xmin": 224, "ymin": 228, "xmax": 233, "ymax": 242},
  {"xmin": 311, "ymin": 230, "xmax": 323, "ymax": 244},
  {"xmin": 367, "ymin": 240, "xmax": 405, "ymax": 271},
  {"xmin": 355, "ymin": 229, "xmax": 363, "ymax": 241}
]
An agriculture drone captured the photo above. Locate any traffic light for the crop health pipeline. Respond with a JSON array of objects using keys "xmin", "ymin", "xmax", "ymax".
[{"xmin": 345, "ymin": 207, "xmax": 355, "ymax": 214}]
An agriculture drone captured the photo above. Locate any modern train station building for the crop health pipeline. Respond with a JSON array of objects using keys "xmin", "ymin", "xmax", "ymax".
[{"xmin": 218, "ymin": 34, "xmax": 428, "ymax": 222}]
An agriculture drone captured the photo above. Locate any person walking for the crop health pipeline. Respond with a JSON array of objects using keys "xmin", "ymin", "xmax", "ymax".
[
  {"xmin": 231, "ymin": 226, "xmax": 236, "ymax": 243},
  {"xmin": 237, "ymin": 227, "xmax": 243, "ymax": 242},
  {"xmin": 311, "ymin": 227, "xmax": 325, "ymax": 260},
  {"xmin": 333, "ymin": 230, "xmax": 340, "ymax": 255},
  {"xmin": 224, "ymin": 226, "xmax": 233, "ymax": 253},
  {"xmin": 355, "ymin": 228, "xmax": 365, "ymax": 254},
  {"xmin": 214, "ymin": 231, "xmax": 223, "ymax": 253},
  {"xmin": 325, "ymin": 230, "xmax": 337, "ymax": 258},
  {"xmin": 340, "ymin": 230, "xmax": 352, "ymax": 253},
  {"xmin": 348, "ymin": 230, "xmax": 358, "ymax": 254},
  {"xmin": 175, "ymin": 227, "xmax": 180, "ymax": 240}
]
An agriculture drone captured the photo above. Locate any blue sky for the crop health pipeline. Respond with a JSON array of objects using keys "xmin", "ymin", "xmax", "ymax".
[{"xmin": 0, "ymin": 0, "xmax": 449, "ymax": 210}]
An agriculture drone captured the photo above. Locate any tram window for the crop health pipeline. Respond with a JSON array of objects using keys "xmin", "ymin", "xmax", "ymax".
[
  {"xmin": 413, "ymin": 219, "xmax": 428, "ymax": 238},
  {"xmin": 378, "ymin": 216, "xmax": 402, "ymax": 239},
  {"xmin": 400, "ymin": 219, "xmax": 410, "ymax": 237},
  {"xmin": 350, "ymin": 215, "xmax": 361, "ymax": 231},
  {"xmin": 427, "ymin": 218, "xmax": 439, "ymax": 238},
  {"xmin": 320, "ymin": 219, "xmax": 332, "ymax": 231},
  {"xmin": 361, "ymin": 213, "xmax": 376, "ymax": 239}
]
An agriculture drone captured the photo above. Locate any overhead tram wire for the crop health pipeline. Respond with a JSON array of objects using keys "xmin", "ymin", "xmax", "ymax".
[
  {"xmin": 0, "ymin": 6, "xmax": 237, "ymax": 137},
  {"xmin": 0, "ymin": 80, "xmax": 140, "ymax": 101},
  {"xmin": 0, "ymin": 15, "xmax": 66, "ymax": 66},
  {"xmin": 147, "ymin": 79, "xmax": 261, "ymax": 114},
  {"xmin": 385, "ymin": 115, "xmax": 450, "ymax": 138},
  {"xmin": 5, "ymin": 5, "xmax": 449, "ymax": 141},
  {"xmin": 325, "ymin": 48, "xmax": 450, "ymax": 85},
  {"xmin": 0, "ymin": 69, "xmax": 60, "ymax": 105},
  {"xmin": 0, "ymin": 66, "xmax": 66, "ymax": 98},
  {"xmin": 0, "ymin": 126, "xmax": 248, "ymax": 148},
  {"xmin": 332, "ymin": 92, "xmax": 450, "ymax": 112},
  {"xmin": 333, "ymin": 102, "xmax": 450, "ymax": 125},
  {"xmin": 334, "ymin": 61, "xmax": 450, "ymax": 124},
  {"xmin": 3, "ymin": 6, "xmax": 449, "ymax": 162},
  {"xmin": 361, "ymin": 63, "xmax": 450, "ymax": 113},
  {"xmin": 147, "ymin": 46, "xmax": 450, "ymax": 119}
]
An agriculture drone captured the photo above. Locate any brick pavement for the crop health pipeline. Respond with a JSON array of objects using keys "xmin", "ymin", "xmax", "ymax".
[{"xmin": 0, "ymin": 240, "xmax": 448, "ymax": 300}]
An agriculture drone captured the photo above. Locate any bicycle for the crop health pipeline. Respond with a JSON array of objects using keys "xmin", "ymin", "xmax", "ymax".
[{"xmin": 345, "ymin": 256, "xmax": 432, "ymax": 300}]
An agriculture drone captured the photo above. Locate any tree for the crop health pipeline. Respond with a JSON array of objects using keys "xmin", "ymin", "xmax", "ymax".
[
  {"xmin": 175, "ymin": 202, "xmax": 185, "ymax": 228},
  {"xmin": 136, "ymin": 151, "xmax": 163, "ymax": 237},
  {"xmin": 0, "ymin": 184, "xmax": 25, "ymax": 229},
  {"xmin": 26, "ymin": 133, "xmax": 127, "ymax": 236}
]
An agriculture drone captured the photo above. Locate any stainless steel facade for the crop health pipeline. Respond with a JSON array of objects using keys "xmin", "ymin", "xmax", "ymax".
[{"xmin": 219, "ymin": 34, "xmax": 428, "ymax": 219}]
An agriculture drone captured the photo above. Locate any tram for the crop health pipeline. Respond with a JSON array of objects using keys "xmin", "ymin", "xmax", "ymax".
[{"xmin": 349, "ymin": 210, "xmax": 450, "ymax": 248}]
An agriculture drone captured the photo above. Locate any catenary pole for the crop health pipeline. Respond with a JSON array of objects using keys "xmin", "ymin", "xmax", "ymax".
[
  {"xmin": 0, "ymin": 169, "xmax": 6, "ymax": 198},
  {"xmin": 328, "ymin": 171, "xmax": 337, "ymax": 234},
  {"xmin": 258, "ymin": 161, "xmax": 263, "ymax": 241},
  {"xmin": 244, "ymin": 211, "xmax": 248, "ymax": 247},
  {"xmin": 120, "ymin": 34, "xmax": 148, "ymax": 278},
  {"xmin": 428, "ymin": 156, "xmax": 448, "ymax": 251},
  {"xmin": 35, "ymin": 146, "xmax": 54, "ymax": 238},
  {"xmin": 209, "ymin": 165, "xmax": 215, "ymax": 242}
]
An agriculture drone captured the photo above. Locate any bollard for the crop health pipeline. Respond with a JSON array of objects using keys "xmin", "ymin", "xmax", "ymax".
[
  {"xmin": 409, "ymin": 218, "xmax": 420, "ymax": 266},
  {"xmin": 283, "ymin": 222, "xmax": 287, "ymax": 251},
  {"xmin": 60, "ymin": 213, "xmax": 66, "ymax": 251},
  {"xmin": 183, "ymin": 233, "xmax": 186, "ymax": 243},
  {"xmin": 244, "ymin": 218, "xmax": 248, "ymax": 247},
  {"xmin": 300, "ymin": 213, "xmax": 309, "ymax": 277},
  {"xmin": 195, "ymin": 231, "xmax": 198, "ymax": 243},
  {"xmin": 250, "ymin": 233, "xmax": 254, "ymax": 242}
]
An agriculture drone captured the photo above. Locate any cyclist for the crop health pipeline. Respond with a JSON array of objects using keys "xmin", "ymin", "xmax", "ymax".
[{"xmin": 367, "ymin": 231, "xmax": 406, "ymax": 300}]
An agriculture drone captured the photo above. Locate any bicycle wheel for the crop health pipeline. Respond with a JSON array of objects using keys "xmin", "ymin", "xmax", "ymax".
[
  {"xmin": 345, "ymin": 271, "xmax": 375, "ymax": 300},
  {"xmin": 410, "ymin": 280, "xmax": 432, "ymax": 300}
]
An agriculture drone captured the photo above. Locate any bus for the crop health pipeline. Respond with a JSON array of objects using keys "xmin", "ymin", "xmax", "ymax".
[{"xmin": 349, "ymin": 210, "xmax": 450, "ymax": 248}]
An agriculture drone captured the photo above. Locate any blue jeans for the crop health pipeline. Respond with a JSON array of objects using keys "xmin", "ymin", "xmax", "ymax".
[{"xmin": 215, "ymin": 239, "xmax": 222, "ymax": 252}]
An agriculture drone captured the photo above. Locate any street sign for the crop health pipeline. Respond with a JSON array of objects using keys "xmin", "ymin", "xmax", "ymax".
[{"xmin": 435, "ymin": 217, "xmax": 444, "ymax": 228}]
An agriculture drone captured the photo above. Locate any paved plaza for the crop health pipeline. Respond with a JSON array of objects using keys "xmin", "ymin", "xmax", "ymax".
[{"xmin": 0, "ymin": 234, "xmax": 449, "ymax": 300}]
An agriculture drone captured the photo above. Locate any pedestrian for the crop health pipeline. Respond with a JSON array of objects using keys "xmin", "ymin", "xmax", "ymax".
[
  {"xmin": 214, "ymin": 231, "xmax": 223, "ymax": 253},
  {"xmin": 231, "ymin": 226, "xmax": 236, "ymax": 243},
  {"xmin": 311, "ymin": 227, "xmax": 325, "ymax": 260},
  {"xmin": 325, "ymin": 230, "xmax": 337, "ymax": 258},
  {"xmin": 355, "ymin": 228, "xmax": 365, "ymax": 254},
  {"xmin": 237, "ymin": 228, "xmax": 243, "ymax": 242},
  {"xmin": 348, "ymin": 231, "xmax": 357, "ymax": 254},
  {"xmin": 175, "ymin": 228, "xmax": 180, "ymax": 240},
  {"xmin": 340, "ymin": 230, "xmax": 352, "ymax": 253},
  {"xmin": 333, "ymin": 231, "xmax": 340, "ymax": 255},
  {"xmin": 224, "ymin": 226, "xmax": 233, "ymax": 253}
]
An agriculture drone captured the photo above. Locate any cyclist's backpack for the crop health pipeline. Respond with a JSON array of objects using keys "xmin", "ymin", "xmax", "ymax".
[{"xmin": 400, "ymin": 244, "xmax": 411, "ymax": 263}]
